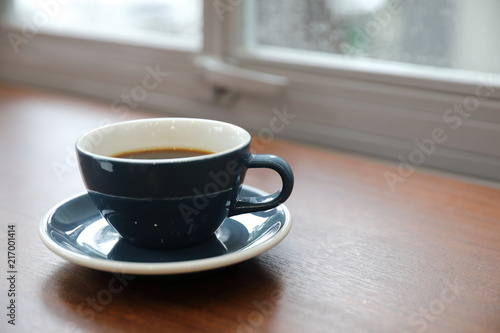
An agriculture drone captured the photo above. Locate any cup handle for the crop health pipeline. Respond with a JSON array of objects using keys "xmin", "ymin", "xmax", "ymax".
[{"xmin": 228, "ymin": 153, "xmax": 294, "ymax": 216}]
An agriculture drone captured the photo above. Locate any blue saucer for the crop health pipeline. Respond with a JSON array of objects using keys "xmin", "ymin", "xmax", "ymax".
[{"xmin": 39, "ymin": 185, "xmax": 291, "ymax": 275}]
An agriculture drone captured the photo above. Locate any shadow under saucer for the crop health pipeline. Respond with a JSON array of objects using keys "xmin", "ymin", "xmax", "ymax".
[{"xmin": 108, "ymin": 234, "xmax": 228, "ymax": 262}]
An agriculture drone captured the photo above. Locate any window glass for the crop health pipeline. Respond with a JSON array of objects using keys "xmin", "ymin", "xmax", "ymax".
[
  {"xmin": 249, "ymin": 0, "xmax": 500, "ymax": 74},
  {"xmin": 10, "ymin": 0, "xmax": 202, "ymax": 47}
]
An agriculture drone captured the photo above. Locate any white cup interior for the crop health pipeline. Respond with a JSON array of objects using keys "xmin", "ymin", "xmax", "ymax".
[{"xmin": 76, "ymin": 118, "xmax": 251, "ymax": 162}]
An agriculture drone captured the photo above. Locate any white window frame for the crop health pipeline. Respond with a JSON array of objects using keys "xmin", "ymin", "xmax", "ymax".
[
  {"xmin": 1, "ymin": 0, "xmax": 499, "ymax": 182},
  {"xmin": 214, "ymin": 1, "xmax": 500, "ymax": 182}
]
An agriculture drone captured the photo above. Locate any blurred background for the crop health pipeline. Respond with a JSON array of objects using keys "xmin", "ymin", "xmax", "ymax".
[
  {"xmin": 1, "ymin": 0, "xmax": 499, "ymax": 181},
  {"xmin": 7, "ymin": 0, "xmax": 500, "ymax": 72}
]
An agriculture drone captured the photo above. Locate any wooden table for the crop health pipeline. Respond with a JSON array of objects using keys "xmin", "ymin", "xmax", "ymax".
[{"xmin": 1, "ymin": 84, "xmax": 499, "ymax": 333}]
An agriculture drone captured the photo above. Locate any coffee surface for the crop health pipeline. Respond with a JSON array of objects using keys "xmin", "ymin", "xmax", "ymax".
[{"xmin": 113, "ymin": 147, "xmax": 213, "ymax": 159}]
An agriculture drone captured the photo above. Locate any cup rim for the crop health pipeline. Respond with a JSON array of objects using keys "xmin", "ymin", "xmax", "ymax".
[{"xmin": 76, "ymin": 118, "xmax": 251, "ymax": 164}]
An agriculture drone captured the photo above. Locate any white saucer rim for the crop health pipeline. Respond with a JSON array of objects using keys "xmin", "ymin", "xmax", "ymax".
[{"xmin": 39, "ymin": 186, "xmax": 292, "ymax": 275}]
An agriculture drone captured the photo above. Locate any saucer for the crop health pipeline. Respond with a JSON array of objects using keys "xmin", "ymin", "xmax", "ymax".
[{"xmin": 39, "ymin": 185, "xmax": 292, "ymax": 275}]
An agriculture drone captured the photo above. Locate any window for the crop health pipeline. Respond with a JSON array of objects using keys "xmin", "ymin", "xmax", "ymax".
[
  {"xmin": 8, "ymin": 0, "xmax": 202, "ymax": 48},
  {"xmin": 1, "ymin": 0, "xmax": 499, "ymax": 181}
]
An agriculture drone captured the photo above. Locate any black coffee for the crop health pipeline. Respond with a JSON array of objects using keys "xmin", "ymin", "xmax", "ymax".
[{"xmin": 113, "ymin": 147, "xmax": 213, "ymax": 159}]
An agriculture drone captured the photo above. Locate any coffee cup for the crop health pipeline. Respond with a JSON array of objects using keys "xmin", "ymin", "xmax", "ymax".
[{"xmin": 76, "ymin": 118, "xmax": 294, "ymax": 250}]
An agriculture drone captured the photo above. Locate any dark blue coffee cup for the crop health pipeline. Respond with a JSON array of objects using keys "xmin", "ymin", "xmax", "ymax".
[{"xmin": 76, "ymin": 118, "xmax": 294, "ymax": 250}]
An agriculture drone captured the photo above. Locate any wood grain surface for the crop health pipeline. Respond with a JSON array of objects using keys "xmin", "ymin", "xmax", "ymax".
[{"xmin": 0, "ymin": 84, "xmax": 499, "ymax": 333}]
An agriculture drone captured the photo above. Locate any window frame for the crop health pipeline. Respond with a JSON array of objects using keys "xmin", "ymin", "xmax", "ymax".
[{"xmin": 225, "ymin": 1, "xmax": 500, "ymax": 181}]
